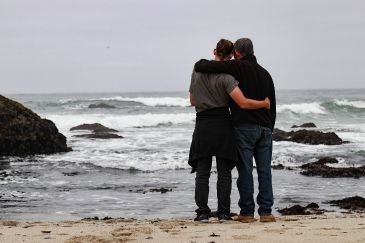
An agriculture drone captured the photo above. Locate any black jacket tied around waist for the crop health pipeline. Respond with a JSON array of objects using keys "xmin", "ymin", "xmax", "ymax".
[{"xmin": 188, "ymin": 107, "xmax": 238, "ymax": 173}]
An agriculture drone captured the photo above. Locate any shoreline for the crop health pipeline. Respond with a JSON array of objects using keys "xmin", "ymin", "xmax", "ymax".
[
  {"xmin": 1, "ymin": 213, "xmax": 364, "ymax": 243},
  {"xmin": 2, "ymin": 168, "xmax": 365, "ymax": 221}
]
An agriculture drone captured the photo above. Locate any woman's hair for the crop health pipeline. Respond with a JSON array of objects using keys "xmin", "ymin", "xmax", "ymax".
[{"xmin": 215, "ymin": 39, "xmax": 234, "ymax": 59}]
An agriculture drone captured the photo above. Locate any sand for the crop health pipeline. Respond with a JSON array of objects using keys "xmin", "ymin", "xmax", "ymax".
[{"xmin": 1, "ymin": 214, "xmax": 364, "ymax": 243}]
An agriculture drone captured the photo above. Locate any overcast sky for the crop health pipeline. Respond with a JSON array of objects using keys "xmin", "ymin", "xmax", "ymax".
[{"xmin": 1, "ymin": 0, "xmax": 364, "ymax": 94}]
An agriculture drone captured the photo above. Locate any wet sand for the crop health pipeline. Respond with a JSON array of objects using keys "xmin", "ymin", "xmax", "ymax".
[{"xmin": 1, "ymin": 213, "xmax": 364, "ymax": 243}]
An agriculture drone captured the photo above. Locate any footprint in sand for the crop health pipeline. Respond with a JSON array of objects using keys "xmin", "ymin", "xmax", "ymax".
[
  {"xmin": 111, "ymin": 226, "xmax": 153, "ymax": 238},
  {"xmin": 65, "ymin": 235, "xmax": 112, "ymax": 243},
  {"xmin": 263, "ymin": 228, "xmax": 288, "ymax": 233},
  {"xmin": 232, "ymin": 234, "xmax": 256, "ymax": 240},
  {"xmin": 320, "ymin": 227, "xmax": 341, "ymax": 230},
  {"xmin": 230, "ymin": 225, "xmax": 251, "ymax": 230},
  {"xmin": 1, "ymin": 221, "xmax": 19, "ymax": 226}
]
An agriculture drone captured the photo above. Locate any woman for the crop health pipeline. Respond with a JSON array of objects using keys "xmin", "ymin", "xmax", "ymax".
[{"xmin": 189, "ymin": 39, "xmax": 270, "ymax": 223}]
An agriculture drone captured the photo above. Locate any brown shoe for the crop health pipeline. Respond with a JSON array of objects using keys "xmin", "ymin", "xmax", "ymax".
[
  {"xmin": 234, "ymin": 215, "xmax": 257, "ymax": 223},
  {"xmin": 260, "ymin": 214, "xmax": 276, "ymax": 223}
]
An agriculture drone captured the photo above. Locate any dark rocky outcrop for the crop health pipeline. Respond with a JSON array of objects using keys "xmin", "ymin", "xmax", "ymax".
[
  {"xmin": 273, "ymin": 128, "xmax": 343, "ymax": 145},
  {"xmin": 300, "ymin": 157, "xmax": 365, "ymax": 178},
  {"xmin": 88, "ymin": 103, "xmax": 116, "ymax": 109},
  {"xmin": 74, "ymin": 133, "xmax": 123, "ymax": 139},
  {"xmin": 325, "ymin": 196, "xmax": 365, "ymax": 213},
  {"xmin": 271, "ymin": 164, "xmax": 293, "ymax": 170},
  {"xmin": 272, "ymin": 164, "xmax": 285, "ymax": 170},
  {"xmin": 301, "ymin": 157, "xmax": 339, "ymax": 169},
  {"xmin": 70, "ymin": 123, "xmax": 122, "ymax": 139},
  {"xmin": 278, "ymin": 203, "xmax": 326, "ymax": 215},
  {"xmin": 291, "ymin": 122, "xmax": 317, "ymax": 128},
  {"xmin": 70, "ymin": 123, "xmax": 118, "ymax": 133},
  {"xmin": 0, "ymin": 95, "xmax": 71, "ymax": 156}
]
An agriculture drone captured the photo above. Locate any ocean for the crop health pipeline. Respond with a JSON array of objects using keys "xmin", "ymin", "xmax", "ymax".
[{"xmin": 1, "ymin": 89, "xmax": 365, "ymax": 220}]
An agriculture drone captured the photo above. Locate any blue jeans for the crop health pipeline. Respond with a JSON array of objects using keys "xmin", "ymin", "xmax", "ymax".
[{"xmin": 234, "ymin": 124, "xmax": 273, "ymax": 216}]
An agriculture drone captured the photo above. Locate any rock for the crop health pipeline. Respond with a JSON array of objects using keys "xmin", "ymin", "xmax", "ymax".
[
  {"xmin": 273, "ymin": 128, "xmax": 343, "ymax": 145},
  {"xmin": 129, "ymin": 187, "xmax": 175, "ymax": 194},
  {"xmin": 70, "ymin": 123, "xmax": 118, "ymax": 133},
  {"xmin": 291, "ymin": 122, "xmax": 317, "ymax": 128},
  {"xmin": 272, "ymin": 164, "xmax": 285, "ymax": 170},
  {"xmin": 278, "ymin": 203, "xmax": 326, "ymax": 215},
  {"xmin": 0, "ymin": 95, "xmax": 71, "ymax": 156},
  {"xmin": 149, "ymin": 188, "xmax": 172, "ymax": 194},
  {"xmin": 301, "ymin": 157, "xmax": 339, "ymax": 169},
  {"xmin": 325, "ymin": 196, "xmax": 365, "ymax": 213},
  {"xmin": 102, "ymin": 216, "xmax": 113, "ymax": 220},
  {"xmin": 62, "ymin": 172, "xmax": 80, "ymax": 176},
  {"xmin": 73, "ymin": 133, "xmax": 123, "ymax": 139},
  {"xmin": 300, "ymin": 157, "xmax": 365, "ymax": 178},
  {"xmin": 82, "ymin": 216, "xmax": 100, "ymax": 221},
  {"xmin": 88, "ymin": 103, "xmax": 116, "ymax": 109}
]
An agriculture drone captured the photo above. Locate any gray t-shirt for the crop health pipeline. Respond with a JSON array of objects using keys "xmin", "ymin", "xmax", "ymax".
[{"xmin": 189, "ymin": 71, "xmax": 239, "ymax": 112}]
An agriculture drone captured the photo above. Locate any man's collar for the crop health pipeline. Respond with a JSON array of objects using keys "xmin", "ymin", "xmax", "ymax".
[{"xmin": 239, "ymin": 54, "xmax": 257, "ymax": 63}]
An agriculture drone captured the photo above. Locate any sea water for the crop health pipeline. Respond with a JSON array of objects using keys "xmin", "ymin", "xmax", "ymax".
[{"xmin": 1, "ymin": 89, "xmax": 364, "ymax": 220}]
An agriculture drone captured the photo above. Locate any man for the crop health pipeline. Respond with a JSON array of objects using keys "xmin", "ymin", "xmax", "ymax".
[
  {"xmin": 189, "ymin": 39, "xmax": 270, "ymax": 223},
  {"xmin": 194, "ymin": 38, "xmax": 276, "ymax": 223}
]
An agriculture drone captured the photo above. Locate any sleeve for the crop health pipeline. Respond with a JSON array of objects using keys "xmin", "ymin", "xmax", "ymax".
[
  {"xmin": 269, "ymin": 80, "xmax": 276, "ymax": 130},
  {"xmin": 194, "ymin": 59, "xmax": 240, "ymax": 79},
  {"xmin": 189, "ymin": 71, "xmax": 195, "ymax": 93},
  {"xmin": 224, "ymin": 75, "xmax": 239, "ymax": 94}
]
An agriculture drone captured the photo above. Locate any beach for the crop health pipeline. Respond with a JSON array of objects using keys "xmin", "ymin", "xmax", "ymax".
[{"xmin": 1, "ymin": 214, "xmax": 365, "ymax": 243}]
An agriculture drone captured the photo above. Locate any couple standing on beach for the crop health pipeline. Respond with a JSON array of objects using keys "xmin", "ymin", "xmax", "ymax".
[{"xmin": 189, "ymin": 38, "xmax": 276, "ymax": 223}]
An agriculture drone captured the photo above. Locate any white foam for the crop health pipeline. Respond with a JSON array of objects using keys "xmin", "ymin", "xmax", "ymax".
[
  {"xmin": 277, "ymin": 102, "xmax": 327, "ymax": 114},
  {"xmin": 45, "ymin": 113, "xmax": 195, "ymax": 133},
  {"xmin": 271, "ymin": 155, "xmax": 301, "ymax": 168},
  {"xmin": 334, "ymin": 99, "xmax": 365, "ymax": 109},
  {"xmin": 100, "ymin": 96, "xmax": 190, "ymax": 107},
  {"xmin": 59, "ymin": 98, "xmax": 76, "ymax": 104}
]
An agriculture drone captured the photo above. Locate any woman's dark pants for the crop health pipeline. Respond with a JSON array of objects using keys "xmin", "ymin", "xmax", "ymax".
[{"xmin": 195, "ymin": 157, "xmax": 232, "ymax": 215}]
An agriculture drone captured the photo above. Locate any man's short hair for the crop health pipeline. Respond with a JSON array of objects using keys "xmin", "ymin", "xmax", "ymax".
[{"xmin": 234, "ymin": 38, "xmax": 254, "ymax": 56}]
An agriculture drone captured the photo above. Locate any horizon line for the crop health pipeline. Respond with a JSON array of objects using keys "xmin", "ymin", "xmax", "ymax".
[{"xmin": 2, "ymin": 87, "xmax": 365, "ymax": 96}]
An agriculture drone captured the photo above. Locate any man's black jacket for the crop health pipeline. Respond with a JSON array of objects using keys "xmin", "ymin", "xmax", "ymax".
[{"xmin": 194, "ymin": 55, "xmax": 276, "ymax": 130}]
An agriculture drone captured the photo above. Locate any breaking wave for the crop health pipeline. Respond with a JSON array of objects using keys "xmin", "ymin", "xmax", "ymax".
[
  {"xmin": 333, "ymin": 99, "xmax": 365, "ymax": 109},
  {"xmin": 46, "ymin": 113, "xmax": 195, "ymax": 132},
  {"xmin": 99, "ymin": 96, "xmax": 190, "ymax": 107},
  {"xmin": 277, "ymin": 102, "xmax": 327, "ymax": 114}
]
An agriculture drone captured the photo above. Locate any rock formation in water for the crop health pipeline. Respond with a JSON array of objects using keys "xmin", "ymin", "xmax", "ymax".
[
  {"xmin": 70, "ymin": 123, "xmax": 118, "ymax": 133},
  {"xmin": 278, "ymin": 203, "xmax": 326, "ymax": 215},
  {"xmin": 70, "ymin": 123, "xmax": 122, "ymax": 139},
  {"xmin": 0, "ymin": 95, "xmax": 71, "ymax": 156},
  {"xmin": 273, "ymin": 128, "xmax": 344, "ymax": 145},
  {"xmin": 300, "ymin": 157, "xmax": 365, "ymax": 178},
  {"xmin": 291, "ymin": 122, "xmax": 317, "ymax": 128},
  {"xmin": 326, "ymin": 196, "xmax": 365, "ymax": 213}
]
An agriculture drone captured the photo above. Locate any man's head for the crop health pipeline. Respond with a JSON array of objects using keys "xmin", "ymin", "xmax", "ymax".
[
  {"xmin": 233, "ymin": 38, "xmax": 254, "ymax": 59},
  {"xmin": 214, "ymin": 39, "xmax": 234, "ymax": 61}
]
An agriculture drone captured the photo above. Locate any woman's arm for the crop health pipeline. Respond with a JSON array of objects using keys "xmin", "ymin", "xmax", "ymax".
[
  {"xmin": 229, "ymin": 87, "xmax": 270, "ymax": 109},
  {"xmin": 189, "ymin": 92, "xmax": 195, "ymax": 106}
]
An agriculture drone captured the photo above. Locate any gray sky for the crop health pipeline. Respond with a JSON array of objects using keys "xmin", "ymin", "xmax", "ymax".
[{"xmin": 1, "ymin": 0, "xmax": 365, "ymax": 93}]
